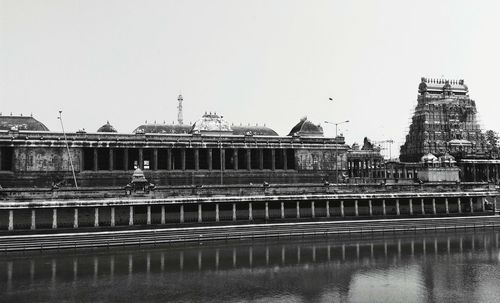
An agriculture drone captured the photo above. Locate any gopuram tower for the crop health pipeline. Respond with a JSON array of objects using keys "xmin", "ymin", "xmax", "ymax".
[{"xmin": 400, "ymin": 77, "xmax": 488, "ymax": 162}]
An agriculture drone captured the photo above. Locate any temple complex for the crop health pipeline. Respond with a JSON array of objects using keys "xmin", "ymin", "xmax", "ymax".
[
  {"xmin": 0, "ymin": 113, "xmax": 347, "ymax": 188},
  {"xmin": 0, "ymin": 82, "xmax": 497, "ymax": 234}
]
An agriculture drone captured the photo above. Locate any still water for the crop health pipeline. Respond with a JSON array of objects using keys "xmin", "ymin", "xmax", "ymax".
[{"xmin": 1, "ymin": 231, "xmax": 500, "ymax": 303}]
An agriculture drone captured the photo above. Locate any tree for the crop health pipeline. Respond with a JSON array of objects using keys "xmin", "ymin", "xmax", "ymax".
[{"xmin": 485, "ymin": 130, "xmax": 499, "ymax": 155}]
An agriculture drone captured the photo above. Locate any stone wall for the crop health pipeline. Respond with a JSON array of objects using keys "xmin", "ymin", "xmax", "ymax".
[
  {"xmin": 13, "ymin": 147, "xmax": 82, "ymax": 172},
  {"xmin": 296, "ymin": 149, "xmax": 345, "ymax": 171}
]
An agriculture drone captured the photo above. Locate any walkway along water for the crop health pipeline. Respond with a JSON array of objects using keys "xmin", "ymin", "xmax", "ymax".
[{"xmin": 0, "ymin": 215, "xmax": 499, "ymax": 252}]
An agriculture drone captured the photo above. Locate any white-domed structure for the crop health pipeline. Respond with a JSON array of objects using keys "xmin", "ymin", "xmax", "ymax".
[{"xmin": 190, "ymin": 112, "xmax": 233, "ymax": 135}]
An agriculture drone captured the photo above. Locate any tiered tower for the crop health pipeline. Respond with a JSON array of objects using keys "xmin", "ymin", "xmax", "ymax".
[{"xmin": 400, "ymin": 77, "xmax": 488, "ymax": 162}]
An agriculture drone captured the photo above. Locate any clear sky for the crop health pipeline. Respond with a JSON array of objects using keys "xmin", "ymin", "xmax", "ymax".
[{"xmin": 2, "ymin": 0, "xmax": 500, "ymax": 157}]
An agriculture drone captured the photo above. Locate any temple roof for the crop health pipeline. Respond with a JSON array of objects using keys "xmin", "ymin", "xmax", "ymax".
[
  {"xmin": 288, "ymin": 117, "xmax": 323, "ymax": 137},
  {"xmin": 232, "ymin": 125, "xmax": 278, "ymax": 136},
  {"xmin": 191, "ymin": 113, "xmax": 232, "ymax": 134},
  {"xmin": 0, "ymin": 115, "xmax": 49, "ymax": 131},
  {"xmin": 418, "ymin": 77, "xmax": 469, "ymax": 95},
  {"xmin": 133, "ymin": 124, "xmax": 191, "ymax": 134},
  {"xmin": 97, "ymin": 121, "xmax": 117, "ymax": 133}
]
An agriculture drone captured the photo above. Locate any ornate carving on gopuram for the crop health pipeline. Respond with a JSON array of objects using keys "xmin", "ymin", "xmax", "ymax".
[{"xmin": 400, "ymin": 77, "xmax": 488, "ymax": 162}]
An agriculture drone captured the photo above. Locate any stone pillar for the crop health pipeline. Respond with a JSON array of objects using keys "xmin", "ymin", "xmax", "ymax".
[
  {"xmin": 215, "ymin": 203, "xmax": 219, "ymax": 222},
  {"xmin": 457, "ymin": 198, "xmax": 462, "ymax": 214},
  {"xmin": 486, "ymin": 165, "xmax": 491, "ymax": 182},
  {"xmin": 198, "ymin": 204, "xmax": 202, "ymax": 223},
  {"xmin": 481, "ymin": 197, "xmax": 486, "ymax": 212},
  {"xmin": 180, "ymin": 205, "xmax": 184, "ymax": 223},
  {"xmin": 281, "ymin": 202, "xmax": 285, "ymax": 219},
  {"xmin": 445, "ymin": 198, "xmax": 449, "ymax": 215},
  {"xmin": 220, "ymin": 148, "xmax": 225, "ymax": 171},
  {"xmin": 432, "ymin": 198, "xmax": 436, "ymax": 215},
  {"xmin": 470, "ymin": 197, "xmax": 474, "ymax": 213},
  {"xmin": 31, "ymin": 209, "xmax": 36, "ymax": 230},
  {"xmin": 129, "ymin": 206, "xmax": 134, "ymax": 226},
  {"xmin": 138, "ymin": 148, "xmax": 144, "ymax": 169},
  {"xmin": 354, "ymin": 200, "xmax": 359, "ymax": 216},
  {"xmin": 283, "ymin": 150, "xmax": 288, "ymax": 170},
  {"xmin": 368, "ymin": 200, "xmax": 373, "ymax": 216},
  {"xmin": 472, "ymin": 163, "xmax": 477, "ymax": 182},
  {"xmin": 110, "ymin": 207, "xmax": 115, "ymax": 227},
  {"xmin": 8, "ymin": 210, "xmax": 13, "ymax": 231},
  {"xmin": 382, "ymin": 199, "xmax": 386, "ymax": 216},
  {"xmin": 52, "ymin": 209, "xmax": 58, "ymax": 229},
  {"xmin": 232, "ymin": 203, "xmax": 237, "ymax": 221},
  {"xmin": 311, "ymin": 201, "xmax": 315, "ymax": 218},
  {"xmin": 147, "ymin": 206, "xmax": 152, "ymax": 225},
  {"xmin": 233, "ymin": 149, "xmax": 238, "ymax": 170},
  {"xmin": 340, "ymin": 200, "xmax": 345, "ymax": 217},
  {"xmin": 161, "ymin": 206, "xmax": 166, "ymax": 224},
  {"xmin": 421, "ymin": 198, "xmax": 425, "ymax": 215},
  {"xmin": 181, "ymin": 149, "xmax": 186, "ymax": 171},
  {"xmin": 0, "ymin": 148, "xmax": 2, "ymax": 170},
  {"xmin": 396, "ymin": 199, "xmax": 400, "ymax": 216},
  {"xmin": 207, "ymin": 149, "xmax": 213, "ymax": 171},
  {"xmin": 248, "ymin": 203, "xmax": 253, "ymax": 221},
  {"xmin": 93, "ymin": 148, "xmax": 98, "ymax": 171},
  {"xmin": 246, "ymin": 149, "xmax": 251, "ymax": 170},
  {"xmin": 94, "ymin": 208, "xmax": 99, "ymax": 227},
  {"xmin": 265, "ymin": 202, "xmax": 269, "ymax": 220},
  {"xmin": 153, "ymin": 149, "xmax": 158, "ymax": 171},
  {"xmin": 73, "ymin": 208, "xmax": 79, "ymax": 228},
  {"xmin": 271, "ymin": 149, "xmax": 276, "ymax": 171},
  {"xmin": 409, "ymin": 199, "xmax": 413, "ymax": 216},
  {"xmin": 326, "ymin": 201, "xmax": 330, "ymax": 218},
  {"xmin": 167, "ymin": 149, "xmax": 172, "ymax": 171},
  {"xmin": 259, "ymin": 149, "xmax": 264, "ymax": 170},
  {"xmin": 296, "ymin": 202, "xmax": 300, "ymax": 219},
  {"xmin": 124, "ymin": 148, "xmax": 129, "ymax": 170},
  {"xmin": 109, "ymin": 149, "xmax": 114, "ymax": 171},
  {"xmin": 194, "ymin": 148, "xmax": 199, "ymax": 171},
  {"xmin": 496, "ymin": 165, "xmax": 500, "ymax": 183}
]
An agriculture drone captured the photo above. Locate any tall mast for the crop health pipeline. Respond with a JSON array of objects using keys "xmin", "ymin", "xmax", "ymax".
[{"xmin": 177, "ymin": 94, "xmax": 184, "ymax": 125}]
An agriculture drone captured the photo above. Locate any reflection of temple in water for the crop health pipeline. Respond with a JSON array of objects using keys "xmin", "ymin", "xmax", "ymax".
[{"xmin": 1, "ymin": 232, "xmax": 499, "ymax": 302}]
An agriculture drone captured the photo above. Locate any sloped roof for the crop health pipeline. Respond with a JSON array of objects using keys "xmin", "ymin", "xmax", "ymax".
[
  {"xmin": 133, "ymin": 124, "xmax": 192, "ymax": 134},
  {"xmin": 232, "ymin": 125, "xmax": 278, "ymax": 136},
  {"xmin": 97, "ymin": 121, "xmax": 117, "ymax": 133},
  {"xmin": 0, "ymin": 115, "xmax": 49, "ymax": 131},
  {"xmin": 288, "ymin": 118, "xmax": 323, "ymax": 137}
]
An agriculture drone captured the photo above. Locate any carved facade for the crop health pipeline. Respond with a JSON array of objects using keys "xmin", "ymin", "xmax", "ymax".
[{"xmin": 400, "ymin": 77, "xmax": 488, "ymax": 162}]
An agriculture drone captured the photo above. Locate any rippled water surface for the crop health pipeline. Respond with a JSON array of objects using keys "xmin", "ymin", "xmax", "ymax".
[{"xmin": 1, "ymin": 230, "xmax": 500, "ymax": 303}]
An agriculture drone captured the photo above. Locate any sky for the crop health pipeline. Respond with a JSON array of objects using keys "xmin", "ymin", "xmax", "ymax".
[{"xmin": 2, "ymin": 0, "xmax": 500, "ymax": 157}]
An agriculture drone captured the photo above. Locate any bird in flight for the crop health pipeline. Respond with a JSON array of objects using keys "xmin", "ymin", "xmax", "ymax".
[{"xmin": 329, "ymin": 97, "xmax": 334, "ymax": 101}]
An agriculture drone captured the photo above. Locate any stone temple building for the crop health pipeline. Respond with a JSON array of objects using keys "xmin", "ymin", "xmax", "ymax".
[
  {"xmin": 399, "ymin": 77, "xmax": 500, "ymax": 183},
  {"xmin": 0, "ymin": 112, "xmax": 348, "ymax": 188},
  {"xmin": 400, "ymin": 77, "xmax": 488, "ymax": 162}
]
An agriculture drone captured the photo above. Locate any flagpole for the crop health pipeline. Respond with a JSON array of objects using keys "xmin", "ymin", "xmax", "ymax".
[{"xmin": 58, "ymin": 111, "xmax": 79, "ymax": 189}]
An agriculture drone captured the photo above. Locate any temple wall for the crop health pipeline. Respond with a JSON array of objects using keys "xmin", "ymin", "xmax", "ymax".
[
  {"xmin": 418, "ymin": 167, "xmax": 460, "ymax": 182},
  {"xmin": 13, "ymin": 147, "xmax": 82, "ymax": 172},
  {"xmin": 296, "ymin": 149, "xmax": 345, "ymax": 171}
]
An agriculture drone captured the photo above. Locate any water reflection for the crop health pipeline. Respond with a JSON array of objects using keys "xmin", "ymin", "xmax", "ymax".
[{"xmin": 0, "ymin": 231, "xmax": 500, "ymax": 303}]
